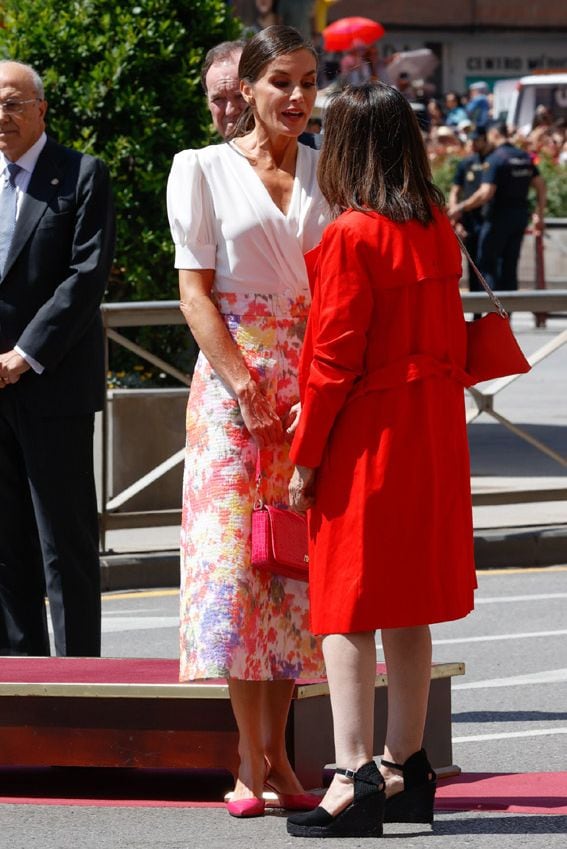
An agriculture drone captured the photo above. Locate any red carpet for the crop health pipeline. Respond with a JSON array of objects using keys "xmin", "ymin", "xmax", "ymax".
[
  {"xmin": 0, "ymin": 656, "xmax": 395, "ymax": 686},
  {"xmin": 0, "ymin": 661, "xmax": 564, "ymax": 813},
  {"xmin": 435, "ymin": 772, "xmax": 567, "ymax": 815},
  {"xmin": 0, "ymin": 769, "xmax": 565, "ymax": 813},
  {"xmin": 0, "ymin": 657, "xmax": 185, "ymax": 685}
]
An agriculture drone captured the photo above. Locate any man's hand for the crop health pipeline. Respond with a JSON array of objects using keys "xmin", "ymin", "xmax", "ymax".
[
  {"xmin": 0, "ymin": 350, "xmax": 30, "ymax": 388},
  {"xmin": 532, "ymin": 212, "xmax": 545, "ymax": 238}
]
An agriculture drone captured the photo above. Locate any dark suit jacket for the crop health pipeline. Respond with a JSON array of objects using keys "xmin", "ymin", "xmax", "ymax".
[{"xmin": 0, "ymin": 136, "xmax": 115, "ymax": 416}]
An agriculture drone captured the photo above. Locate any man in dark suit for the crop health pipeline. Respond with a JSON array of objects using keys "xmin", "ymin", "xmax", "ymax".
[{"xmin": 0, "ymin": 60, "xmax": 115, "ymax": 656}]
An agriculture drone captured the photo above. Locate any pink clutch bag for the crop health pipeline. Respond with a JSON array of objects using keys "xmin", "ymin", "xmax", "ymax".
[{"xmin": 251, "ymin": 504, "xmax": 309, "ymax": 582}]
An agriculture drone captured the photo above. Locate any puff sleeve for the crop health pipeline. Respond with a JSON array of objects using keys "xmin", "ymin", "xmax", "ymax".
[
  {"xmin": 290, "ymin": 219, "xmax": 374, "ymax": 468},
  {"xmin": 167, "ymin": 149, "xmax": 217, "ymax": 270}
]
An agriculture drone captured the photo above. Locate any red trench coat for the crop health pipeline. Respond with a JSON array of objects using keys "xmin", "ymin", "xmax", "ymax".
[{"xmin": 290, "ymin": 207, "xmax": 477, "ymax": 635}]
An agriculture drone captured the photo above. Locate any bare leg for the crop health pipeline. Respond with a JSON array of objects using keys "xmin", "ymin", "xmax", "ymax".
[
  {"xmin": 380, "ymin": 625, "xmax": 432, "ymax": 796},
  {"xmin": 262, "ymin": 679, "xmax": 307, "ymax": 794},
  {"xmin": 228, "ymin": 679, "xmax": 266, "ymax": 800},
  {"xmin": 228, "ymin": 678, "xmax": 307, "ymax": 800},
  {"xmin": 317, "ymin": 632, "xmax": 377, "ymax": 815}
]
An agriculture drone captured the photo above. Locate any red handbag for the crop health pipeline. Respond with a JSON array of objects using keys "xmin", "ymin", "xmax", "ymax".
[
  {"xmin": 458, "ymin": 234, "xmax": 531, "ymax": 385},
  {"xmin": 251, "ymin": 455, "xmax": 309, "ymax": 582}
]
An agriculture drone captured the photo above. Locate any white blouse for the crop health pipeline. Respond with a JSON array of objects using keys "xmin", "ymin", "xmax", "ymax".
[{"xmin": 167, "ymin": 141, "xmax": 329, "ymax": 300}]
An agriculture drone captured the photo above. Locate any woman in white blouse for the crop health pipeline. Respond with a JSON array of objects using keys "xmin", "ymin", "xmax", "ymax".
[{"xmin": 167, "ymin": 26, "xmax": 329, "ymax": 818}]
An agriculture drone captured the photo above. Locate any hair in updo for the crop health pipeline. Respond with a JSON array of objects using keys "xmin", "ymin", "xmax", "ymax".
[{"xmin": 228, "ymin": 25, "xmax": 317, "ymax": 139}]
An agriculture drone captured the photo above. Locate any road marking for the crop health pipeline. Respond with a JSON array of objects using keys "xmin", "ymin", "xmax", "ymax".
[
  {"xmin": 98, "ymin": 567, "xmax": 567, "ymax": 602},
  {"xmin": 375, "ymin": 629, "xmax": 567, "ymax": 652},
  {"xmin": 453, "ymin": 668, "xmax": 567, "ymax": 690},
  {"xmin": 102, "ymin": 589, "xmax": 178, "ymax": 601},
  {"xmin": 478, "ymin": 566, "xmax": 567, "ymax": 575},
  {"xmin": 453, "ymin": 727, "xmax": 567, "ymax": 743},
  {"xmin": 101, "ymin": 616, "xmax": 179, "ymax": 633},
  {"xmin": 476, "ymin": 593, "xmax": 567, "ymax": 604},
  {"xmin": 454, "ymin": 727, "xmax": 567, "ymax": 743},
  {"xmin": 431, "ymin": 628, "xmax": 567, "ymax": 646},
  {"xmin": 49, "ymin": 616, "xmax": 179, "ymax": 637}
]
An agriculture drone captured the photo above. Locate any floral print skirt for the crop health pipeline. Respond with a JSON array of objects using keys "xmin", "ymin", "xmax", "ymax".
[{"xmin": 179, "ymin": 291, "xmax": 324, "ymax": 682}]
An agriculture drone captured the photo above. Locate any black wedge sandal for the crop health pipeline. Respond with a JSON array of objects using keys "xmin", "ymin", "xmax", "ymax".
[
  {"xmin": 286, "ymin": 760, "xmax": 385, "ymax": 838},
  {"xmin": 381, "ymin": 748, "xmax": 437, "ymax": 824}
]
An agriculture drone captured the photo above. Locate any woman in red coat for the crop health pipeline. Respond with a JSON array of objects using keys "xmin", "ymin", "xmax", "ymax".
[{"xmin": 286, "ymin": 83, "xmax": 477, "ymax": 838}]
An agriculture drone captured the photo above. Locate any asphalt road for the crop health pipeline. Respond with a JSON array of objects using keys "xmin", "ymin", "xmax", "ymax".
[{"xmin": 1, "ymin": 565, "xmax": 565, "ymax": 848}]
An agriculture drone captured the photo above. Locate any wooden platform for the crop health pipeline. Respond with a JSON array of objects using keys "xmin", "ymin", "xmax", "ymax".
[{"xmin": 0, "ymin": 657, "xmax": 464, "ymax": 788}]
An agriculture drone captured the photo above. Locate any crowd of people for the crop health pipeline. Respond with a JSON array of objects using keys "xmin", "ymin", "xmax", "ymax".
[
  {"xmin": 422, "ymin": 90, "xmax": 566, "ymax": 168},
  {"xmin": 326, "ymin": 48, "xmax": 567, "ymax": 167}
]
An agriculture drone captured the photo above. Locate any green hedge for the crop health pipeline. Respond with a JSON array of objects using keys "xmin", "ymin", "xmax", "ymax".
[
  {"xmin": 536, "ymin": 157, "xmax": 567, "ymax": 218},
  {"xmin": 1, "ymin": 0, "xmax": 240, "ymax": 383}
]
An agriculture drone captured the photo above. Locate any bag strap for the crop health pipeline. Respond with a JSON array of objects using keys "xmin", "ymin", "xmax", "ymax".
[
  {"xmin": 254, "ymin": 451, "xmax": 265, "ymax": 508},
  {"xmin": 455, "ymin": 231, "xmax": 508, "ymax": 319}
]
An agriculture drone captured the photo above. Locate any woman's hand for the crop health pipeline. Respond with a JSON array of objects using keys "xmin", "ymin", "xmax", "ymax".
[
  {"xmin": 289, "ymin": 465, "xmax": 317, "ymax": 513},
  {"xmin": 284, "ymin": 401, "xmax": 302, "ymax": 440},
  {"xmin": 238, "ymin": 380, "xmax": 284, "ymax": 448}
]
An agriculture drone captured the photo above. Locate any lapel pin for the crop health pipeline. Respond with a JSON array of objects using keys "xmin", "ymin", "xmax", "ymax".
[{"xmin": 51, "ymin": 178, "xmax": 59, "ymax": 186}]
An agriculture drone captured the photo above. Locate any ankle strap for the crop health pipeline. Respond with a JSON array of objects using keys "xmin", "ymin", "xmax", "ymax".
[
  {"xmin": 335, "ymin": 762, "xmax": 383, "ymax": 787},
  {"xmin": 380, "ymin": 750, "xmax": 436, "ymax": 789},
  {"xmin": 380, "ymin": 758, "xmax": 402, "ymax": 771},
  {"xmin": 335, "ymin": 767, "xmax": 357, "ymax": 780}
]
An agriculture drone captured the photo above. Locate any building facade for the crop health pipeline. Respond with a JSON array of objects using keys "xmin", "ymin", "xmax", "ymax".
[
  {"xmin": 232, "ymin": 1, "xmax": 567, "ymax": 93},
  {"xmin": 326, "ymin": 1, "xmax": 567, "ymax": 93}
]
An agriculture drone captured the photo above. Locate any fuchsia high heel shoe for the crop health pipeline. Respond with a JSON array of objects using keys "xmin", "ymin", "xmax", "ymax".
[
  {"xmin": 264, "ymin": 781, "xmax": 321, "ymax": 811},
  {"xmin": 226, "ymin": 796, "xmax": 266, "ymax": 818}
]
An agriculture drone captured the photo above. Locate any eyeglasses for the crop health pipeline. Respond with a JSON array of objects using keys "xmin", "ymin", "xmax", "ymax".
[{"xmin": 0, "ymin": 98, "xmax": 41, "ymax": 115}]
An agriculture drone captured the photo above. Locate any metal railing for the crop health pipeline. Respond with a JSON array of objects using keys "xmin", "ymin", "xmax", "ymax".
[
  {"xmin": 532, "ymin": 220, "xmax": 567, "ymax": 326},
  {"xmin": 99, "ymin": 290, "xmax": 567, "ymax": 551},
  {"xmin": 100, "ymin": 302, "xmax": 186, "ymax": 550},
  {"xmin": 462, "ymin": 291, "xmax": 567, "ymax": 507}
]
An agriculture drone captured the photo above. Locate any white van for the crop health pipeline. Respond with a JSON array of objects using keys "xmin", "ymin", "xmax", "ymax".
[
  {"xmin": 492, "ymin": 78, "xmax": 520, "ymax": 123},
  {"xmin": 507, "ymin": 73, "xmax": 567, "ymax": 131}
]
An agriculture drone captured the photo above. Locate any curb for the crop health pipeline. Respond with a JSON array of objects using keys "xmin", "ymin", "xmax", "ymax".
[
  {"xmin": 473, "ymin": 525, "xmax": 567, "ymax": 569},
  {"xmin": 100, "ymin": 552, "xmax": 180, "ymax": 592},
  {"xmin": 100, "ymin": 525, "xmax": 567, "ymax": 592}
]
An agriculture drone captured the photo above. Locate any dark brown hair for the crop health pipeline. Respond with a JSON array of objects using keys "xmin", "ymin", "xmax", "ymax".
[
  {"xmin": 318, "ymin": 83, "xmax": 445, "ymax": 225},
  {"xmin": 229, "ymin": 25, "xmax": 317, "ymax": 139},
  {"xmin": 200, "ymin": 40, "xmax": 246, "ymax": 93}
]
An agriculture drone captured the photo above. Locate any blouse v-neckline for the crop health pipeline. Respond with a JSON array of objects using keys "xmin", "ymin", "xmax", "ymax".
[{"xmin": 227, "ymin": 140, "xmax": 301, "ymax": 220}]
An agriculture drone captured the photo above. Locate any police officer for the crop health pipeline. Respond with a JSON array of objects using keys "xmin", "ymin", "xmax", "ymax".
[
  {"xmin": 448, "ymin": 126, "xmax": 492, "ymax": 292},
  {"xmin": 449, "ymin": 122, "xmax": 546, "ymax": 291}
]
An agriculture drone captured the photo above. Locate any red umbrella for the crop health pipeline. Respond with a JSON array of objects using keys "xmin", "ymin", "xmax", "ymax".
[{"xmin": 322, "ymin": 16, "xmax": 385, "ymax": 52}]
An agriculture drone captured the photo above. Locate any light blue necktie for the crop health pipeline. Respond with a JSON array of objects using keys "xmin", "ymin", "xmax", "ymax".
[{"xmin": 0, "ymin": 162, "xmax": 22, "ymax": 276}]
